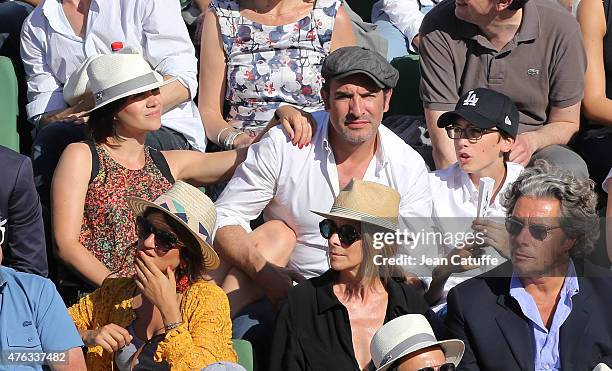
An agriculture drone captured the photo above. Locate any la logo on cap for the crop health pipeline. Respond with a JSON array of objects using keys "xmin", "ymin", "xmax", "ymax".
[
  {"xmin": 504, "ymin": 116, "xmax": 511, "ymax": 126},
  {"xmin": 463, "ymin": 90, "xmax": 479, "ymax": 106}
]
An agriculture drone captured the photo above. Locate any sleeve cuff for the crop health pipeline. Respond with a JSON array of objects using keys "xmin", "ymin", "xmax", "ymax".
[
  {"xmin": 26, "ymin": 91, "xmax": 68, "ymax": 119},
  {"xmin": 403, "ymin": 20, "xmax": 423, "ymax": 53},
  {"xmin": 422, "ymin": 101, "xmax": 456, "ymax": 112},
  {"xmin": 156, "ymin": 59, "xmax": 199, "ymax": 98}
]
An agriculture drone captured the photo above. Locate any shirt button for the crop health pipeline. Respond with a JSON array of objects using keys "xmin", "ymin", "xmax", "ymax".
[
  {"xmin": 544, "ymin": 365, "xmax": 550, "ymax": 370},
  {"xmin": 27, "ymin": 337, "xmax": 32, "ymax": 342}
]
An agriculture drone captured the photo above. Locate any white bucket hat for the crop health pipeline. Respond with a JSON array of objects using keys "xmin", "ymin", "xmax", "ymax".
[
  {"xmin": 63, "ymin": 48, "xmax": 175, "ymax": 113},
  {"xmin": 127, "ymin": 181, "xmax": 220, "ymax": 270},
  {"xmin": 311, "ymin": 179, "xmax": 399, "ymax": 231},
  {"xmin": 371, "ymin": 314, "xmax": 465, "ymax": 371}
]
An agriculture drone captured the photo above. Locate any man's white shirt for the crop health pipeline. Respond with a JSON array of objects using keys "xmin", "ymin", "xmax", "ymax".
[
  {"xmin": 215, "ymin": 111, "xmax": 433, "ymax": 279},
  {"xmin": 20, "ymin": 0, "xmax": 206, "ymax": 150}
]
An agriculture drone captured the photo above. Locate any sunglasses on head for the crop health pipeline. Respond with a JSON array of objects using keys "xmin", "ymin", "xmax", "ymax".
[
  {"xmin": 505, "ymin": 216, "xmax": 561, "ymax": 241},
  {"xmin": 445, "ymin": 125, "xmax": 498, "ymax": 140},
  {"xmin": 416, "ymin": 363, "xmax": 456, "ymax": 371},
  {"xmin": 319, "ymin": 219, "xmax": 361, "ymax": 245},
  {"xmin": 135, "ymin": 216, "xmax": 179, "ymax": 253}
]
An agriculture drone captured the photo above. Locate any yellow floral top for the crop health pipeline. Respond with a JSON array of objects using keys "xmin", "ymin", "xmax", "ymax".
[{"xmin": 68, "ymin": 278, "xmax": 236, "ymax": 371}]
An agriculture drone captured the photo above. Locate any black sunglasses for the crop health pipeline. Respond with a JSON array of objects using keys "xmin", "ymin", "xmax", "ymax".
[
  {"xmin": 446, "ymin": 125, "xmax": 499, "ymax": 140},
  {"xmin": 505, "ymin": 216, "xmax": 561, "ymax": 241},
  {"xmin": 135, "ymin": 216, "xmax": 179, "ymax": 253},
  {"xmin": 416, "ymin": 363, "xmax": 456, "ymax": 371},
  {"xmin": 319, "ymin": 219, "xmax": 361, "ymax": 245}
]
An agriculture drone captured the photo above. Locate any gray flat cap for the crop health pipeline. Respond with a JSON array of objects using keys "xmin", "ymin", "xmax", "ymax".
[{"xmin": 321, "ymin": 46, "xmax": 399, "ymax": 89}]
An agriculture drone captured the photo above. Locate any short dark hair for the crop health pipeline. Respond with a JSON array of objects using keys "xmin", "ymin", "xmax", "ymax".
[
  {"xmin": 87, "ymin": 98, "xmax": 128, "ymax": 144},
  {"xmin": 507, "ymin": 0, "xmax": 529, "ymax": 11}
]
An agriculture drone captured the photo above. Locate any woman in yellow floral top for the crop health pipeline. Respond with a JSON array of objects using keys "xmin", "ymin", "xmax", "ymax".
[{"xmin": 68, "ymin": 181, "xmax": 237, "ymax": 370}]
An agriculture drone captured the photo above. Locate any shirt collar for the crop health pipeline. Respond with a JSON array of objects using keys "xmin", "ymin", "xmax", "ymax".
[
  {"xmin": 456, "ymin": 1, "xmax": 539, "ymax": 45},
  {"xmin": 321, "ymin": 120, "xmax": 389, "ymax": 173},
  {"xmin": 42, "ymin": 0, "xmax": 99, "ymax": 40},
  {"xmin": 0, "ymin": 266, "xmax": 8, "ymax": 290},
  {"xmin": 315, "ymin": 270, "xmax": 406, "ymax": 314},
  {"xmin": 510, "ymin": 259, "xmax": 580, "ymax": 298}
]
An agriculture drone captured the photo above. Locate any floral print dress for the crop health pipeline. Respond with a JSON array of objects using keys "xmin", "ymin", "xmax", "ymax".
[
  {"xmin": 211, "ymin": 0, "xmax": 341, "ymax": 131},
  {"xmin": 79, "ymin": 145, "xmax": 173, "ymax": 277}
]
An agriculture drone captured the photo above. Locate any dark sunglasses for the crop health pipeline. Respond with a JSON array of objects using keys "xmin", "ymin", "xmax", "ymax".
[
  {"xmin": 135, "ymin": 216, "xmax": 179, "ymax": 253},
  {"xmin": 505, "ymin": 216, "xmax": 561, "ymax": 241},
  {"xmin": 446, "ymin": 125, "xmax": 499, "ymax": 140},
  {"xmin": 319, "ymin": 219, "xmax": 361, "ymax": 245},
  {"xmin": 416, "ymin": 363, "xmax": 456, "ymax": 371}
]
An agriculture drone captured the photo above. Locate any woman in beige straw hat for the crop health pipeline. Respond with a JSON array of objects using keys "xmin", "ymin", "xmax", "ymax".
[
  {"xmin": 269, "ymin": 179, "xmax": 430, "ymax": 371},
  {"xmin": 52, "ymin": 50, "xmax": 312, "ymax": 303},
  {"xmin": 68, "ymin": 181, "xmax": 238, "ymax": 371}
]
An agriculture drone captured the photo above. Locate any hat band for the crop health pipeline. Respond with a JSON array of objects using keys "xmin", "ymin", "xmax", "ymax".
[
  {"xmin": 381, "ymin": 333, "xmax": 437, "ymax": 365},
  {"xmin": 94, "ymin": 72, "xmax": 158, "ymax": 104}
]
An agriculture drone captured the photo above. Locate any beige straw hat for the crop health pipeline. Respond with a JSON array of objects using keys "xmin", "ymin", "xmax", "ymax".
[
  {"xmin": 371, "ymin": 314, "xmax": 465, "ymax": 371},
  {"xmin": 63, "ymin": 48, "xmax": 175, "ymax": 113},
  {"xmin": 127, "ymin": 181, "xmax": 220, "ymax": 270},
  {"xmin": 311, "ymin": 179, "xmax": 400, "ymax": 231}
]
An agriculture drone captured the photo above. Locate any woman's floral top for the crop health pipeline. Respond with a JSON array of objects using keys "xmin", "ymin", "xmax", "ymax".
[{"xmin": 211, "ymin": 0, "xmax": 341, "ymax": 130}]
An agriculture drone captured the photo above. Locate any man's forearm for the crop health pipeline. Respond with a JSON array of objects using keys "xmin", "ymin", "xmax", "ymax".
[
  {"xmin": 530, "ymin": 121, "xmax": 579, "ymax": 150},
  {"xmin": 160, "ymin": 78, "xmax": 190, "ymax": 114},
  {"xmin": 214, "ymin": 225, "xmax": 267, "ymax": 280},
  {"xmin": 424, "ymin": 108, "xmax": 456, "ymax": 169}
]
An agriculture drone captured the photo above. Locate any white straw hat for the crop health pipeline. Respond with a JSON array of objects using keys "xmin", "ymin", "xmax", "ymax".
[
  {"xmin": 127, "ymin": 181, "xmax": 220, "ymax": 270},
  {"xmin": 63, "ymin": 48, "xmax": 175, "ymax": 113},
  {"xmin": 311, "ymin": 179, "xmax": 400, "ymax": 231},
  {"xmin": 371, "ymin": 314, "xmax": 465, "ymax": 371}
]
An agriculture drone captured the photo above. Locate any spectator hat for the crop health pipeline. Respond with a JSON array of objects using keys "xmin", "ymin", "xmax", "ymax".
[
  {"xmin": 371, "ymin": 314, "xmax": 465, "ymax": 371},
  {"xmin": 63, "ymin": 48, "xmax": 176, "ymax": 113},
  {"xmin": 321, "ymin": 46, "xmax": 399, "ymax": 89},
  {"xmin": 311, "ymin": 179, "xmax": 399, "ymax": 231},
  {"xmin": 127, "ymin": 181, "xmax": 220, "ymax": 270},
  {"xmin": 437, "ymin": 88, "xmax": 519, "ymax": 138}
]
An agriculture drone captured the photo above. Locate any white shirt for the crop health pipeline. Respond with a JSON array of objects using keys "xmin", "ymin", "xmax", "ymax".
[
  {"xmin": 372, "ymin": 0, "xmax": 434, "ymax": 46},
  {"xmin": 214, "ymin": 111, "xmax": 433, "ymax": 279},
  {"xmin": 20, "ymin": 0, "xmax": 207, "ymax": 150},
  {"xmin": 423, "ymin": 161, "xmax": 523, "ymax": 310}
]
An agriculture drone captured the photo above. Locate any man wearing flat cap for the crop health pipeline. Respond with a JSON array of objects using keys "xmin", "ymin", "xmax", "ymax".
[{"xmin": 213, "ymin": 46, "xmax": 432, "ymax": 366}]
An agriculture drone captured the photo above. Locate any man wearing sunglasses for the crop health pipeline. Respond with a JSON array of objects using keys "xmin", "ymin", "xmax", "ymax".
[
  {"xmin": 445, "ymin": 161, "xmax": 612, "ymax": 371},
  {"xmin": 425, "ymin": 88, "xmax": 522, "ymax": 311}
]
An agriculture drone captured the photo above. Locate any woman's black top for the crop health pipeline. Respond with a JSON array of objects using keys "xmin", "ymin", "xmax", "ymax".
[{"xmin": 269, "ymin": 269, "xmax": 430, "ymax": 371}]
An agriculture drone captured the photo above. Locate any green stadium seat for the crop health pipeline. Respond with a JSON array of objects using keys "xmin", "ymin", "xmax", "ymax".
[
  {"xmin": 387, "ymin": 54, "xmax": 423, "ymax": 117},
  {"xmin": 0, "ymin": 56, "xmax": 19, "ymax": 151},
  {"xmin": 232, "ymin": 339, "xmax": 254, "ymax": 371}
]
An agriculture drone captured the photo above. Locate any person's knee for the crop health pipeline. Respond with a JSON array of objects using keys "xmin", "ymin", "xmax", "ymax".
[
  {"xmin": 530, "ymin": 145, "xmax": 589, "ymax": 179},
  {"xmin": 251, "ymin": 220, "xmax": 297, "ymax": 265}
]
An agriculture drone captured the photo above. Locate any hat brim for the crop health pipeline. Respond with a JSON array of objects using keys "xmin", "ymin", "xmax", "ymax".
[
  {"xmin": 376, "ymin": 339, "xmax": 465, "ymax": 371},
  {"xmin": 437, "ymin": 107, "xmax": 498, "ymax": 131},
  {"xmin": 127, "ymin": 196, "xmax": 220, "ymax": 270},
  {"xmin": 311, "ymin": 209, "xmax": 399, "ymax": 232},
  {"xmin": 86, "ymin": 76, "xmax": 176, "ymax": 114}
]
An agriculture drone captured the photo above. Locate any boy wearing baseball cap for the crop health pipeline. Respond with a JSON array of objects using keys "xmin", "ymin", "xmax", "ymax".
[{"xmin": 424, "ymin": 88, "xmax": 523, "ymax": 311}]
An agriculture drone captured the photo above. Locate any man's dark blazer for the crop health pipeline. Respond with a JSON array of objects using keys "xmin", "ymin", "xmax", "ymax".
[
  {"xmin": 445, "ymin": 260, "xmax": 612, "ymax": 371},
  {"xmin": 0, "ymin": 146, "xmax": 47, "ymax": 276}
]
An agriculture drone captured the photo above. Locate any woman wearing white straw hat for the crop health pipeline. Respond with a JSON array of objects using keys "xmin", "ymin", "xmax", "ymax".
[
  {"xmin": 68, "ymin": 181, "xmax": 239, "ymax": 371},
  {"xmin": 52, "ymin": 50, "xmax": 311, "ymax": 304},
  {"xmin": 269, "ymin": 179, "xmax": 430, "ymax": 371},
  {"xmin": 370, "ymin": 314, "xmax": 464, "ymax": 371}
]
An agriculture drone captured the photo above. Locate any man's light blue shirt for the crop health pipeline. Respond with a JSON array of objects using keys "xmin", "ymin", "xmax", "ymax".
[
  {"xmin": 510, "ymin": 261, "xmax": 579, "ymax": 371},
  {"xmin": 0, "ymin": 266, "xmax": 83, "ymax": 370}
]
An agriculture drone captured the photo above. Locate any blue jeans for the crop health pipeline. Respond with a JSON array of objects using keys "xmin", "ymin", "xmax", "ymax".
[{"xmin": 232, "ymin": 298, "xmax": 276, "ymax": 371}]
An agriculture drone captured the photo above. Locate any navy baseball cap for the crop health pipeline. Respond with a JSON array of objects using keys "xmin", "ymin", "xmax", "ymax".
[{"xmin": 437, "ymin": 88, "xmax": 519, "ymax": 138}]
